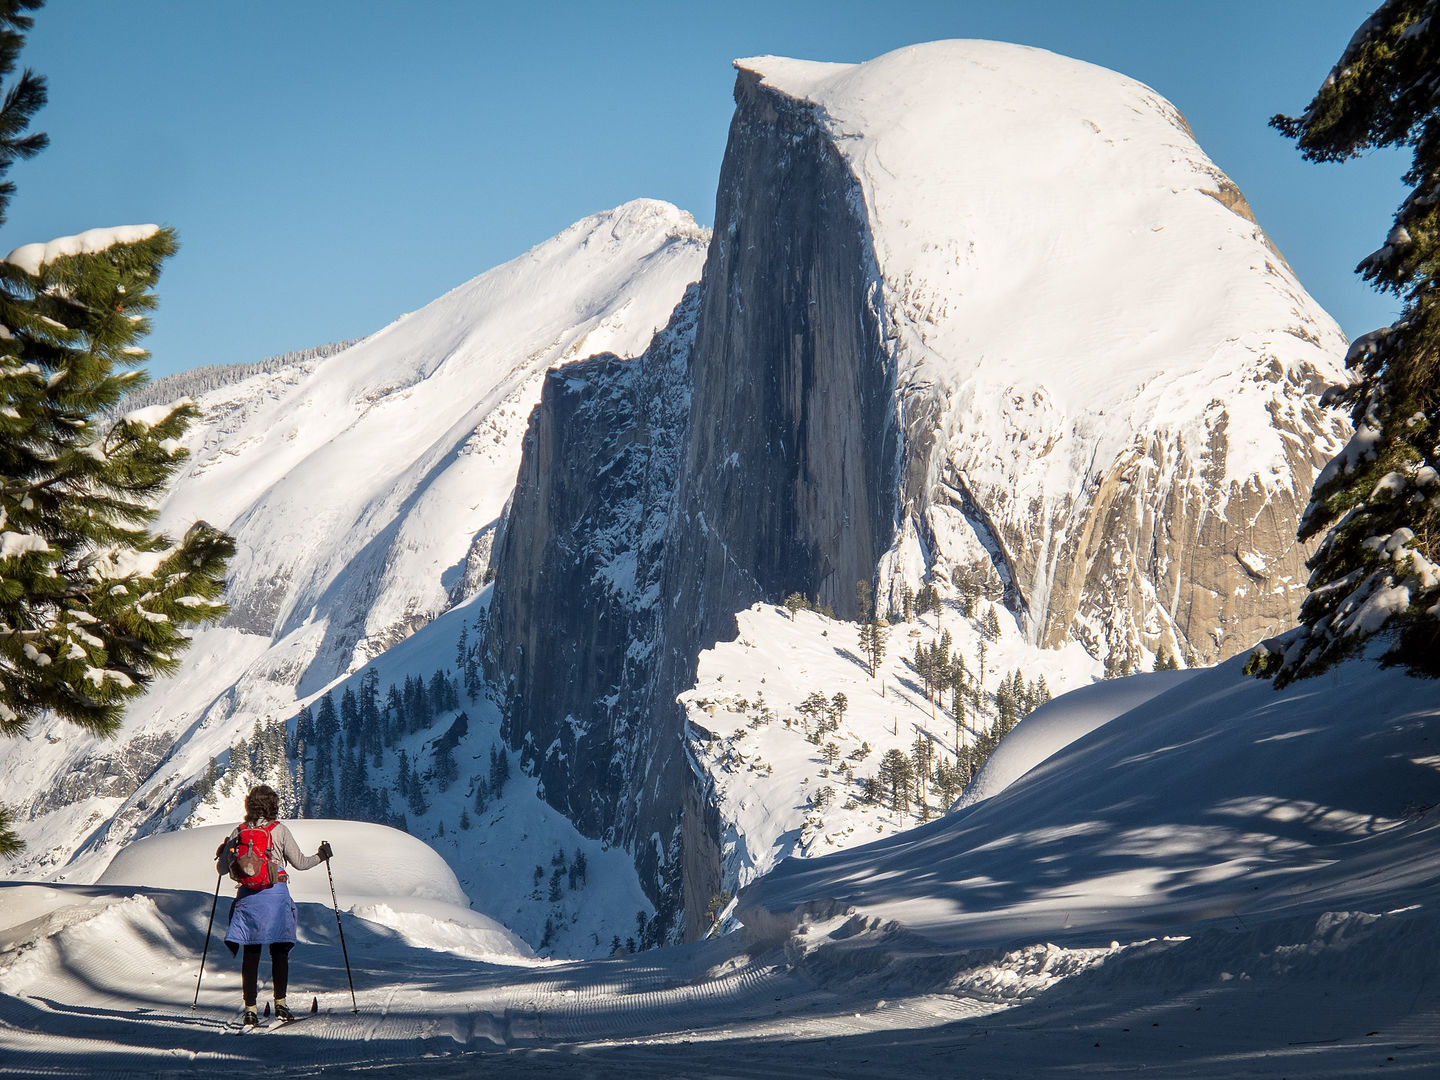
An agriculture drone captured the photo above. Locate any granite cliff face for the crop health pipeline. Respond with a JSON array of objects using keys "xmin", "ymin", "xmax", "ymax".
[
  {"xmin": 484, "ymin": 64, "xmax": 903, "ymax": 930},
  {"xmin": 484, "ymin": 288, "xmax": 700, "ymax": 902},
  {"xmin": 485, "ymin": 42, "xmax": 1350, "ymax": 938}
]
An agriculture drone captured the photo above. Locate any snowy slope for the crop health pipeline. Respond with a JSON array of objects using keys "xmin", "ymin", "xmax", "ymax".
[
  {"xmin": 953, "ymin": 667, "xmax": 1198, "ymax": 810},
  {"xmin": 739, "ymin": 43, "xmax": 1351, "ymax": 664},
  {"xmin": 682, "ymin": 600, "xmax": 1101, "ymax": 908},
  {"xmin": 3, "ymin": 654, "xmax": 1436, "ymax": 1078},
  {"xmin": 0, "ymin": 200, "xmax": 707, "ymax": 888},
  {"xmin": 739, "ymin": 647, "xmax": 1440, "ymax": 950}
]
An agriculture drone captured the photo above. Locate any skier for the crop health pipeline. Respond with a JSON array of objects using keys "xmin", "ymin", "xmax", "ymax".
[{"xmin": 214, "ymin": 783, "xmax": 332, "ymax": 1027}]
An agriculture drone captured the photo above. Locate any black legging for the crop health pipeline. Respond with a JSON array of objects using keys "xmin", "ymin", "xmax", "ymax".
[{"xmin": 241, "ymin": 942, "xmax": 293, "ymax": 1007}]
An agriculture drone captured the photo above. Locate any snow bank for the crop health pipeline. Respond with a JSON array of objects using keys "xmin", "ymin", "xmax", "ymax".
[
  {"xmin": 97, "ymin": 819, "xmax": 468, "ymax": 909},
  {"xmin": 93, "ymin": 819, "xmax": 534, "ymax": 962},
  {"xmin": 954, "ymin": 668, "xmax": 1198, "ymax": 810}
]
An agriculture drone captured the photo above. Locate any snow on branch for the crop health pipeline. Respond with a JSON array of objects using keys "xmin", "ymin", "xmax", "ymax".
[{"xmin": 4, "ymin": 225, "xmax": 160, "ymax": 276}]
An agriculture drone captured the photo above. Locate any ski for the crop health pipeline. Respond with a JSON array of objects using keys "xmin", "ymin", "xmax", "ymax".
[{"xmin": 231, "ymin": 1016, "xmax": 312, "ymax": 1033}]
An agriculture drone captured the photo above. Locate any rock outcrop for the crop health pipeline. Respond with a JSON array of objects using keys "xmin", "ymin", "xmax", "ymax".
[
  {"xmin": 485, "ymin": 42, "xmax": 1350, "ymax": 939},
  {"xmin": 484, "ymin": 63, "xmax": 903, "ymax": 932},
  {"xmin": 485, "ymin": 288, "xmax": 700, "ymax": 902}
]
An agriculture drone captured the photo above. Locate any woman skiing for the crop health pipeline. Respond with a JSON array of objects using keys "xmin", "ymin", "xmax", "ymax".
[{"xmin": 214, "ymin": 783, "xmax": 331, "ymax": 1026}]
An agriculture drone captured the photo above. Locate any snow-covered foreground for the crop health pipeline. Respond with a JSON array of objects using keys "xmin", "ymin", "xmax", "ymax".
[{"xmin": 3, "ymin": 653, "xmax": 1438, "ymax": 1077}]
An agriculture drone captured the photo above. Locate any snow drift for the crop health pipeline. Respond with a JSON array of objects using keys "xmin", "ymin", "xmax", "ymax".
[
  {"xmin": 738, "ymin": 648, "xmax": 1440, "ymax": 949},
  {"xmin": 95, "ymin": 818, "xmax": 532, "ymax": 960}
]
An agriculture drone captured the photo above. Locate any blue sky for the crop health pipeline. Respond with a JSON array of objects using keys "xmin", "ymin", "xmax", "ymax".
[{"xmin": 4, "ymin": 1, "xmax": 1403, "ymax": 378}]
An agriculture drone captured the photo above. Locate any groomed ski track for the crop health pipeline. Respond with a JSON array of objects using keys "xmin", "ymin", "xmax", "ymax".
[{"xmin": 3, "ymin": 883, "xmax": 1438, "ymax": 1078}]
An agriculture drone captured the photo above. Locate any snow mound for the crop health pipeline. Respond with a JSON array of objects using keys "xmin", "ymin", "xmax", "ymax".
[
  {"xmin": 98, "ymin": 819, "xmax": 466, "ymax": 909},
  {"xmin": 954, "ymin": 668, "xmax": 1199, "ymax": 810},
  {"xmin": 94, "ymin": 819, "xmax": 533, "ymax": 962}
]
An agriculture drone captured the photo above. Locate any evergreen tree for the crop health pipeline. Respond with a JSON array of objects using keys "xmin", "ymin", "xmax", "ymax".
[
  {"xmin": 396, "ymin": 749, "xmax": 411, "ymax": 798},
  {"xmin": 405, "ymin": 674, "xmax": 431, "ymax": 733},
  {"xmin": 0, "ymin": 2, "xmax": 234, "ymax": 856},
  {"xmin": 292, "ymin": 745, "xmax": 306, "ymax": 818},
  {"xmin": 193, "ymin": 755, "xmax": 220, "ymax": 807},
  {"xmin": 861, "ymin": 774, "xmax": 881, "ymax": 804},
  {"xmin": 797, "ymin": 690, "xmax": 829, "ymax": 732},
  {"xmin": 489, "ymin": 745, "xmax": 510, "ymax": 795},
  {"xmin": 435, "ymin": 741, "xmax": 458, "ymax": 792},
  {"xmin": 858, "ymin": 614, "xmax": 888, "ymax": 677},
  {"xmin": 384, "ymin": 682, "xmax": 402, "ymax": 747},
  {"xmin": 877, "ymin": 747, "xmax": 913, "ymax": 815},
  {"xmin": 428, "ymin": 668, "xmax": 454, "ymax": 714},
  {"xmin": 1260, "ymin": 1, "xmax": 1440, "ymax": 683},
  {"xmin": 294, "ymin": 705, "xmax": 313, "ymax": 758},
  {"xmin": 315, "ymin": 693, "xmax": 338, "ymax": 748},
  {"xmin": 359, "ymin": 668, "xmax": 381, "ymax": 763},
  {"xmin": 856, "ymin": 579, "xmax": 874, "ymax": 623},
  {"xmin": 405, "ymin": 757, "xmax": 427, "ymax": 816},
  {"xmin": 463, "ymin": 645, "xmax": 481, "ymax": 701},
  {"xmin": 339, "ymin": 686, "xmax": 358, "ymax": 739}
]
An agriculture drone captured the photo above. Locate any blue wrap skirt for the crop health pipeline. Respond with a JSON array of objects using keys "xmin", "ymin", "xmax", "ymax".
[{"xmin": 224, "ymin": 882, "xmax": 298, "ymax": 952}]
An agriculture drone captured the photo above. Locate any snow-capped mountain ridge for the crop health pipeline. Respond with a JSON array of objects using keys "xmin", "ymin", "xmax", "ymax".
[
  {"xmin": 487, "ymin": 41, "xmax": 1351, "ymax": 938},
  {"xmin": 160, "ymin": 198, "xmax": 706, "ymax": 683},
  {"xmin": 0, "ymin": 198, "xmax": 708, "ymax": 892},
  {"xmin": 1, "ymin": 43, "xmax": 1352, "ymax": 954},
  {"xmin": 739, "ymin": 42, "xmax": 1350, "ymax": 661}
]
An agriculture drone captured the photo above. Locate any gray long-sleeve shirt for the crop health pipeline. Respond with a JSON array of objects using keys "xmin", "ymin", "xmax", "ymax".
[{"xmin": 216, "ymin": 819, "xmax": 323, "ymax": 879}]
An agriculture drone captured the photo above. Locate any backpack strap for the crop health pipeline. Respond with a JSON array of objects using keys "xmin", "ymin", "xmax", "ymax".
[{"xmin": 262, "ymin": 821, "xmax": 288, "ymax": 883}]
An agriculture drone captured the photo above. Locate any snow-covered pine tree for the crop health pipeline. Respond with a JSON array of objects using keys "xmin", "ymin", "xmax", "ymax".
[
  {"xmin": 0, "ymin": 1, "xmax": 233, "ymax": 856},
  {"xmin": 1259, "ymin": 0, "xmax": 1440, "ymax": 685}
]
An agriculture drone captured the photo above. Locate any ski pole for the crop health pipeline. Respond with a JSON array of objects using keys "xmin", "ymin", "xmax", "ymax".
[
  {"xmin": 323, "ymin": 844, "xmax": 358, "ymax": 1014},
  {"xmin": 192, "ymin": 872, "xmax": 223, "ymax": 1009}
]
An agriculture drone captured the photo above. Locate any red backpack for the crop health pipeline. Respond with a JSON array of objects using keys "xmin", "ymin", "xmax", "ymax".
[{"xmin": 229, "ymin": 821, "xmax": 286, "ymax": 890}]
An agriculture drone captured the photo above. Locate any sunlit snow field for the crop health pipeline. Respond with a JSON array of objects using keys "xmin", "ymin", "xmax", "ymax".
[{"xmin": 3, "ymin": 647, "xmax": 1438, "ymax": 1078}]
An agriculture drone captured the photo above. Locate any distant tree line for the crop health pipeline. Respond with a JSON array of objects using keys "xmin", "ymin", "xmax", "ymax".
[{"xmin": 107, "ymin": 339, "xmax": 359, "ymax": 418}]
